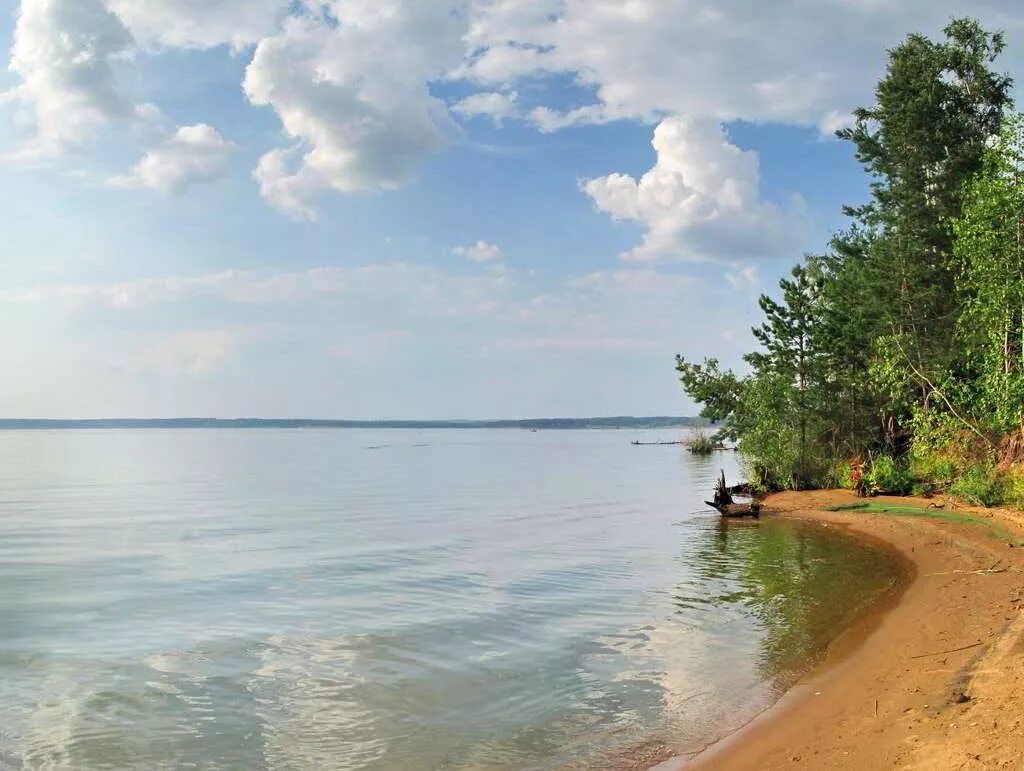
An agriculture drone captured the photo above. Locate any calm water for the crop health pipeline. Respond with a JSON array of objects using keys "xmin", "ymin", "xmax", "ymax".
[{"xmin": 0, "ymin": 429, "xmax": 901, "ymax": 770}]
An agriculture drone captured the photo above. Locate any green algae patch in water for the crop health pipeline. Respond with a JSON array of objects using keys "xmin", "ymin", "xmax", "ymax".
[
  {"xmin": 683, "ymin": 517, "xmax": 904, "ymax": 684},
  {"xmin": 581, "ymin": 516, "xmax": 908, "ymax": 769}
]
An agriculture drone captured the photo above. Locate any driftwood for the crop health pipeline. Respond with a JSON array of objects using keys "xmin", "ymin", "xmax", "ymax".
[
  {"xmin": 727, "ymin": 482, "xmax": 756, "ymax": 496},
  {"xmin": 711, "ymin": 502, "xmax": 762, "ymax": 518},
  {"xmin": 631, "ymin": 440, "xmax": 685, "ymax": 446},
  {"xmin": 705, "ymin": 470, "xmax": 761, "ymax": 518}
]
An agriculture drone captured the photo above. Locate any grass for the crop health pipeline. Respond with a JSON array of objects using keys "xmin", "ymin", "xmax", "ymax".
[
  {"xmin": 687, "ymin": 432, "xmax": 718, "ymax": 456},
  {"xmin": 824, "ymin": 502, "xmax": 1022, "ymax": 545}
]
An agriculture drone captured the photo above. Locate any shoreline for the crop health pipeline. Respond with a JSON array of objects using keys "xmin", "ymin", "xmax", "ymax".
[{"xmin": 656, "ymin": 489, "xmax": 1024, "ymax": 770}]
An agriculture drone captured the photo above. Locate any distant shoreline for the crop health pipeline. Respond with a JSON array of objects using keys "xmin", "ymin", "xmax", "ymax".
[{"xmin": 0, "ymin": 417, "xmax": 709, "ymax": 431}]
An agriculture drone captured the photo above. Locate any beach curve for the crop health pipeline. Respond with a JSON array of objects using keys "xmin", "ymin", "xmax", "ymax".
[{"xmin": 655, "ymin": 489, "xmax": 1024, "ymax": 770}]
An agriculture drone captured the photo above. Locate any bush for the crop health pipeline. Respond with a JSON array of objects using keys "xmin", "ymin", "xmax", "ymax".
[
  {"xmin": 687, "ymin": 432, "xmax": 717, "ymax": 456},
  {"xmin": 910, "ymin": 480, "xmax": 932, "ymax": 497},
  {"xmin": 1001, "ymin": 466, "xmax": 1024, "ymax": 508},
  {"xmin": 951, "ymin": 464, "xmax": 1006, "ymax": 507},
  {"xmin": 866, "ymin": 455, "xmax": 914, "ymax": 495},
  {"xmin": 835, "ymin": 462, "xmax": 857, "ymax": 491},
  {"xmin": 907, "ymin": 453, "xmax": 956, "ymax": 496},
  {"xmin": 911, "ymin": 457, "xmax": 956, "ymax": 491}
]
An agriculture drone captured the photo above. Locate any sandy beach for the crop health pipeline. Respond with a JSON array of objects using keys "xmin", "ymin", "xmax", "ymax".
[{"xmin": 658, "ymin": 489, "xmax": 1024, "ymax": 770}]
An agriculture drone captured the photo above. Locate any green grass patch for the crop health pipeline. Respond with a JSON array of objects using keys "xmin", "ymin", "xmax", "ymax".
[
  {"xmin": 824, "ymin": 502, "xmax": 1022, "ymax": 545},
  {"xmin": 686, "ymin": 432, "xmax": 718, "ymax": 456}
]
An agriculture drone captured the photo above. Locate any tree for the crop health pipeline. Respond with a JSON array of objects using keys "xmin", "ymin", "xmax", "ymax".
[
  {"xmin": 955, "ymin": 115, "xmax": 1024, "ymax": 432},
  {"xmin": 676, "ymin": 19, "xmax": 1016, "ymax": 494},
  {"xmin": 745, "ymin": 263, "xmax": 829, "ymax": 484},
  {"xmin": 674, "ymin": 356, "xmax": 744, "ymax": 437},
  {"xmin": 837, "ymin": 18, "xmax": 1012, "ymax": 395}
]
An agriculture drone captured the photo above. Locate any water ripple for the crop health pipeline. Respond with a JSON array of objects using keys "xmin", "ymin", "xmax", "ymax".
[{"xmin": 0, "ymin": 429, "xmax": 899, "ymax": 769}]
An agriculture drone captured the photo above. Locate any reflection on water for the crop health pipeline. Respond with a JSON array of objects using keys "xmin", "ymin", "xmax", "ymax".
[
  {"xmin": 699, "ymin": 518, "xmax": 898, "ymax": 679},
  {"xmin": 0, "ymin": 430, "xmax": 901, "ymax": 769}
]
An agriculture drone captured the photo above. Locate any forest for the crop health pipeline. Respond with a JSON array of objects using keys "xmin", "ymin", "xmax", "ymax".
[{"xmin": 677, "ymin": 18, "xmax": 1024, "ymax": 506}]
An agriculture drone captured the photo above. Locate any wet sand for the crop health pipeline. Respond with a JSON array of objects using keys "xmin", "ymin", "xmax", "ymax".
[{"xmin": 658, "ymin": 489, "xmax": 1024, "ymax": 770}]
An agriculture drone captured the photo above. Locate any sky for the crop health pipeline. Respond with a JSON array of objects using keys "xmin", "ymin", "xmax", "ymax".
[{"xmin": 1, "ymin": 1, "xmax": 1023, "ymax": 419}]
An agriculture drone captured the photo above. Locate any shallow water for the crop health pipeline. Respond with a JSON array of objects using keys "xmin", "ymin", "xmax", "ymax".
[{"xmin": 0, "ymin": 429, "xmax": 901, "ymax": 769}]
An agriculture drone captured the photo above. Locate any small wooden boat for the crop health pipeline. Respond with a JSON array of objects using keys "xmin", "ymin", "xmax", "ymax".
[{"xmin": 706, "ymin": 470, "xmax": 761, "ymax": 518}]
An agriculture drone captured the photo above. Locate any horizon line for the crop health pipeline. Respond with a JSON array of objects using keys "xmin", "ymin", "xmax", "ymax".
[{"xmin": 0, "ymin": 416, "xmax": 706, "ymax": 429}]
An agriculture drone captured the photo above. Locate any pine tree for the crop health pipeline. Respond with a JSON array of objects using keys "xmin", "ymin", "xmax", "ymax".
[{"xmin": 837, "ymin": 19, "xmax": 1012, "ymax": 382}]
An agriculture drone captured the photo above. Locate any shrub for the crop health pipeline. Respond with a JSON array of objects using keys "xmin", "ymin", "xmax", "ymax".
[
  {"xmin": 916, "ymin": 457, "xmax": 956, "ymax": 489},
  {"xmin": 908, "ymin": 453, "xmax": 956, "ymax": 495},
  {"xmin": 836, "ymin": 462, "xmax": 857, "ymax": 491},
  {"xmin": 866, "ymin": 454, "xmax": 914, "ymax": 495},
  {"xmin": 910, "ymin": 481, "xmax": 930, "ymax": 497},
  {"xmin": 951, "ymin": 464, "xmax": 1006, "ymax": 507},
  {"xmin": 1003, "ymin": 466, "xmax": 1024, "ymax": 508},
  {"xmin": 688, "ymin": 432, "xmax": 717, "ymax": 456}
]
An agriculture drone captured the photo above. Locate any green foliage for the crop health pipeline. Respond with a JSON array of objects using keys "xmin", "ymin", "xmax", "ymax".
[
  {"xmin": 687, "ymin": 432, "xmax": 717, "ymax": 456},
  {"xmin": 909, "ymin": 453, "xmax": 956, "ymax": 492},
  {"xmin": 1002, "ymin": 466, "xmax": 1024, "ymax": 508},
  {"xmin": 954, "ymin": 115, "xmax": 1024, "ymax": 432},
  {"xmin": 865, "ymin": 455, "xmax": 914, "ymax": 495},
  {"xmin": 836, "ymin": 19, "xmax": 1012, "ymax": 389},
  {"xmin": 733, "ymin": 372, "xmax": 834, "ymax": 490},
  {"xmin": 675, "ymin": 18, "xmax": 1024, "ymax": 501},
  {"xmin": 950, "ymin": 464, "xmax": 1006, "ymax": 507},
  {"xmin": 674, "ymin": 357, "xmax": 743, "ymax": 433},
  {"xmin": 836, "ymin": 462, "xmax": 857, "ymax": 490}
]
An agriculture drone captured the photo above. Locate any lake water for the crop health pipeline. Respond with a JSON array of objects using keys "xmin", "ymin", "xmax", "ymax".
[{"xmin": 0, "ymin": 429, "xmax": 901, "ymax": 770}]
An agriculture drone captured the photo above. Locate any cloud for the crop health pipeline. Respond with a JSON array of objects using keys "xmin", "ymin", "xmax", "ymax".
[
  {"xmin": 141, "ymin": 328, "xmax": 240, "ymax": 375},
  {"xmin": 581, "ymin": 117, "xmax": 808, "ymax": 262},
  {"xmin": 460, "ymin": 0, "xmax": 1024, "ymax": 133},
  {"xmin": 7, "ymin": 0, "xmax": 1024, "ymax": 218},
  {"xmin": 111, "ymin": 123, "xmax": 235, "ymax": 193},
  {"xmin": 725, "ymin": 266, "xmax": 760, "ymax": 290},
  {"xmin": 453, "ymin": 240, "xmax": 504, "ymax": 263},
  {"xmin": 243, "ymin": 3, "xmax": 468, "ymax": 219},
  {"xmin": 0, "ymin": 263, "xmax": 516, "ymax": 317},
  {"xmin": 0, "ymin": 257, "xmax": 763, "ymax": 416},
  {"xmin": 327, "ymin": 330, "xmax": 411, "ymax": 363},
  {"xmin": 2, "ymin": 0, "xmax": 135, "ymax": 158},
  {"xmin": 105, "ymin": 0, "xmax": 288, "ymax": 49},
  {"xmin": 568, "ymin": 268, "xmax": 696, "ymax": 296},
  {"xmin": 529, "ymin": 104, "xmax": 612, "ymax": 133},
  {"xmin": 503, "ymin": 335, "xmax": 661, "ymax": 352},
  {"xmin": 452, "ymin": 91, "xmax": 519, "ymax": 125},
  {"xmin": 458, "ymin": 0, "xmax": 562, "ymax": 82}
]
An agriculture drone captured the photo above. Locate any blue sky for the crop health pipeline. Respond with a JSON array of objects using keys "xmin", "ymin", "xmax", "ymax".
[{"xmin": 1, "ymin": 1, "xmax": 1022, "ymax": 419}]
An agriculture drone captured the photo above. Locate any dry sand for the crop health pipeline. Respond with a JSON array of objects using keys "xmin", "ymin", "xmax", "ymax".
[{"xmin": 657, "ymin": 489, "xmax": 1024, "ymax": 770}]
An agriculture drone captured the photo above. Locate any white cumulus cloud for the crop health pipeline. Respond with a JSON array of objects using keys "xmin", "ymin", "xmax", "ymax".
[
  {"xmin": 111, "ymin": 124, "xmax": 235, "ymax": 193},
  {"xmin": 582, "ymin": 117, "xmax": 807, "ymax": 262},
  {"xmin": 460, "ymin": 0, "xmax": 1024, "ymax": 133},
  {"xmin": 105, "ymin": 0, "xmax": 288, "ymax": 49},
  {"xmin": 243, "ymin": 2, "xmax": 468, "ymax": 220},
  {"xmin": 2, "ymin": 0, "xmax": 135, "ymax": 158}
]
